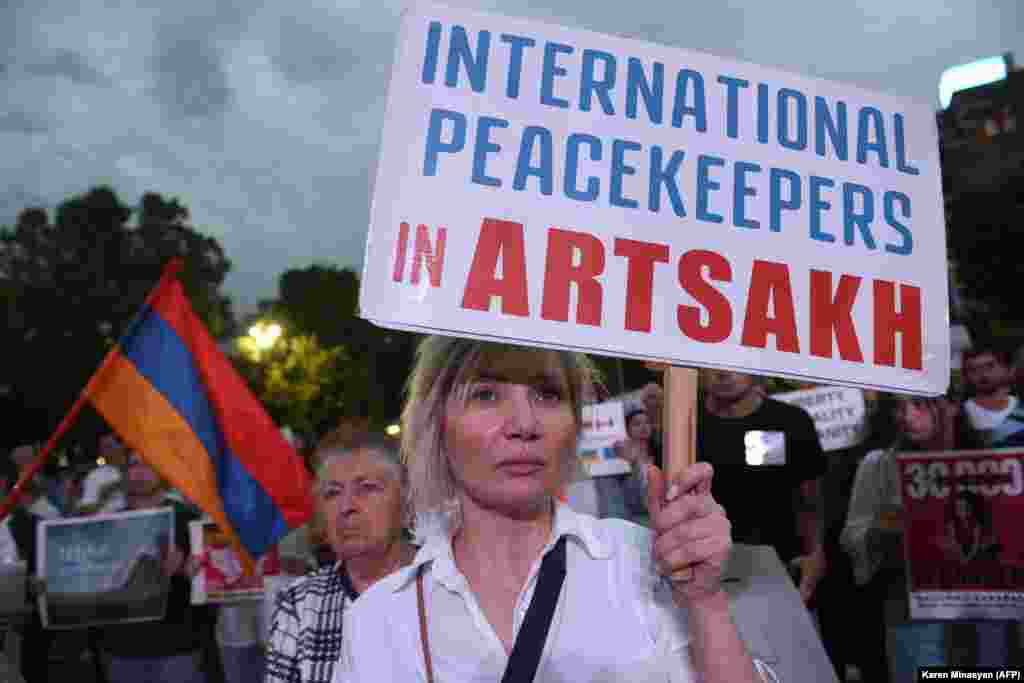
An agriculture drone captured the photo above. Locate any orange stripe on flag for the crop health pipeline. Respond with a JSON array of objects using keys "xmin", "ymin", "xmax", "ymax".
[{"xmin": 89, "ymin": 353, "xmax": 245, "ymax": 561}]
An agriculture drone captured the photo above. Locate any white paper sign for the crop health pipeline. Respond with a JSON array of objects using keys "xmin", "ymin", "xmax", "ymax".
[
  {"xmin": 774, "ymin": 386, "xmax": 867, "ymax": 451},
  {"xmin": 361, "ymin": 2, "xmax": 949, "ymax": 395},
  {"xmin": 580, "ymin": 401, "xmax": 628, "ymax": 450},
  {"xmin": 578, "ymin": 401, "xmax": 630, "ymax": 476}
]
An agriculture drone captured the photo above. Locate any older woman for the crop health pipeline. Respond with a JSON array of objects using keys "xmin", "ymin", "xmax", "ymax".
[
  {"xmin": 335, "ymin": 337, "xmax": 758, "ymax": 683},
  {"xmin": 266, "ymin": 435, "xmax": 416, "ymax": 683}
]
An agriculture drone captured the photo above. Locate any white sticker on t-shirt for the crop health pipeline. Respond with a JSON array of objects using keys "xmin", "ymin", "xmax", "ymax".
[{"xmin": 744, "ymin": 431, "xmax": 786, "ymax": 466}]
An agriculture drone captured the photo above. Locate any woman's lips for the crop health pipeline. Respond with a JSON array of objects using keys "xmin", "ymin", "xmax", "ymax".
[{"xmin": 497, "ymin": 458, "xmax": 546, "ymax": 474}]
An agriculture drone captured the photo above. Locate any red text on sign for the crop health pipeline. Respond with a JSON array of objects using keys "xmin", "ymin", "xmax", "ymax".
[{"xmin": 456, "ymin": 217, "xmax": 923, "ymax": 371}]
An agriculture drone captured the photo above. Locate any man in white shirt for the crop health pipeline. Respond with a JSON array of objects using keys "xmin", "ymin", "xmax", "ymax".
[
  {"xmin": 961, "ymin": 345, "xmax": 1024, "ymax": 448},
  {"xmin": 76, "ymin": 433, "xmax": 127, "ymax": 515},
  {"xmin": 958, "ymin": 344, "xmax": 1020, "ymax": 667}
]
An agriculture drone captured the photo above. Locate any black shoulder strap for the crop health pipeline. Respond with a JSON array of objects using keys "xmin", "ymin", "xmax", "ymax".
[{"xmin": 500, "ymin": 536, "xmax": 567, "ymax": 683}]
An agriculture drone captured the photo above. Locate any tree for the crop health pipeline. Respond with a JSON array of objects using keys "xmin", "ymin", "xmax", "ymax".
[
  {"xmin": 1, "ymin": 186, "xmax": 236, "ymax": 441},
  {"xmin": 236, "ymin": 333, "xmax": 354, "ymax": 437},
  {"xmin": 947, "ymin": 166, "xmax": 1024, "ymax": 339},
  {"xmin": 258, "ymin": 264, "xmax": 419, "ymax": 435}
]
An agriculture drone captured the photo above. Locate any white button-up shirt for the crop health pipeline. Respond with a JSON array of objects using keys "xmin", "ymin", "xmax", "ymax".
[{"xmin": 335, "ymin": 504, "xmax": 695, "ymax": 683}]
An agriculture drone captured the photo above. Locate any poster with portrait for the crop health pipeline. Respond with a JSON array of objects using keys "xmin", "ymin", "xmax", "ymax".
[
  {"xmin": 189, "ymin": 520, "xmax": 282, "ymax": 604},
  {"xmin": 577, "ymin": 400, "xmax": 630, "ymax": 477},
  {"xmin": 897, "ymin": 449, "xmax": 1024, "ymax": 620},
  {"xmin": 37, "ymin": 507, "xmax": 173, "ymax": 629}
]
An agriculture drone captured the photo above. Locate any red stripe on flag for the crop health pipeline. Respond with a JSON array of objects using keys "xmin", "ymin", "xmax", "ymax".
[{"xmin": 150, "ymin": 281, "xmax": 313, "ymax": 529}]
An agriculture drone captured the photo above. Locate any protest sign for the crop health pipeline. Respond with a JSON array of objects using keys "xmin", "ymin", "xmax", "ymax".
[
  {"xmin": 577, "ymin": 400, "xmax": 630, "ymax": 476},
  {"xmin": 359, "ymin": 2, "xmax": 949, "ymax": 396},
  {"xmin": 37, "ymin": 507, "xmax": 173, "ymax": 629},
  {"xmin": 896, "ymin": 449, "xmax": 1024, "ymax": 620},
  {"xmin": 190, "ymin": 520, "xmax": 282, "ymax": 604},
  {"xmin": 773, "ymin": 386, "xmax": 867, "ymax": 451}
]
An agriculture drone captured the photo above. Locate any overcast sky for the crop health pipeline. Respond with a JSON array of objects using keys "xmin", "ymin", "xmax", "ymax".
[{"xmin": 1, "ymin": 0, "xmax": 1020, "ymax": 313}]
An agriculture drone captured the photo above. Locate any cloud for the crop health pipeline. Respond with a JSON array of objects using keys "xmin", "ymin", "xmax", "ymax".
[
  {"xmin": 150, "ymin": 28, "xmax": 234, "ymax": 120},
  {"xmin": 0, "ymin": 0, "xmax": 1021, "ymax": 316},
  {"xmin": 24, "ymin": 48, "xmax": 109, "ymax": 84},
  {"xmin": 270, "ymin": 14, "xmax": 363, "ymax": 84},
  {"xmin": 0, "ymin": 109, "xmax": 49, "ymax": 135}
]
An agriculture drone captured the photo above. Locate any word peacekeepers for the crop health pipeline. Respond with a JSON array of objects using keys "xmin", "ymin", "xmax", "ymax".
[{"xmin": 420, "ymin": 22, "xmax": 921, "ymax": 256}]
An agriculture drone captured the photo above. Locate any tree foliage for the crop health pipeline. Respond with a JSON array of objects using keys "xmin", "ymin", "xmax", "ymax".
[
  {"xmin": 947, "ymin": 166, "xmax": 1024, "ymax": 335},
  {"xmin": 235, "ymin": 333, "xmax": 352, "ymax": 438},
  {"xmin": 1, "ymin": 186, "xmax": 235, "ymax": 440},
  {"xmin": 255, "ymin": 264, "xmax": 419, "ymax": 438}
]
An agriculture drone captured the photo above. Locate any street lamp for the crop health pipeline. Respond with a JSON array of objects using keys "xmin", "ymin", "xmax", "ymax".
[
  {"xmin": 238, "ymin": 321, "xmax": 284, "ymax": 361},
  {"xmin": 249, "ymin": 322, "xmax": 283, "ymax": 351},
  {"xmin": 939, "ymin": 54, "xmax": 1011, "ymax": 109}
]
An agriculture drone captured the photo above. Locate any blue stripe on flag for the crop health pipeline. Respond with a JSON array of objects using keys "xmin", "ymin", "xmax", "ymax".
[{"xmin": 122, "ymin": 306, "xmax": 289, "ymax": 557}]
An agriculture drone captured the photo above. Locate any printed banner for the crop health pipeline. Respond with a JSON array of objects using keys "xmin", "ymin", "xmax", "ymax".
[
  {"xmin": 774, "ymin": 386, "xmax": 867, "ymax": 451},
  {"xmin": 578, "ymin": 400, "xmax": 631, "ymax": 477},
  {"xmin": 190, "ymin": 520, "xmax": 282, "ymax": 604},
  {"xmin": 360, "ymin": 1, "xmax": 949, "ymax": 395},
  {"xmin": 37, "ymin": 507, "xmax": 173, "ymax": 629},
  {"xmin": 897, "ymin": 449, "xmax": 1024, "ymax": 620}
]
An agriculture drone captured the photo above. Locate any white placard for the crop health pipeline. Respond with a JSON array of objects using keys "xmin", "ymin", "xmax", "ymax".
[
  {"xmin": 580, "ymin": 401, "xmax": 629, "ymax": 450},
  {"xmin": 577, "ymin": 400, "xmax": 631, "ymax": 477},
  {"xmin": 361, "ymin": 2, "xmax": 949, "ymax": 395},
  {"xmin": 36, "ymin": 507, "xmax": 174, "ymax": 629},
  {"xmin": 774, "ymin": 386, "xmax": 867, "ymax": 451}
]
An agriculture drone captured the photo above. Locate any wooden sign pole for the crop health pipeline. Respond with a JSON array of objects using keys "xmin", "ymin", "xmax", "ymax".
[
  {"xmin": 664, "ymin": 367, "xmax": 699, "ymax": 475},
  {"xmin": 664, "ymin": 365, "xmax": 699, "ymax": 582}
]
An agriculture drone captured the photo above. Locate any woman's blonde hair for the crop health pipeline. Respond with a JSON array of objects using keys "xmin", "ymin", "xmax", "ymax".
[{"xmin": 400, "ymin": 336, "xmax": 598, "ymax": 526}]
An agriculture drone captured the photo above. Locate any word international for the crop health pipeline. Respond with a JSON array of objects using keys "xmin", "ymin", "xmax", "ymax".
[{"xmin": 919, "ymin": 667, "xmax": 1023, "ymax": 681}]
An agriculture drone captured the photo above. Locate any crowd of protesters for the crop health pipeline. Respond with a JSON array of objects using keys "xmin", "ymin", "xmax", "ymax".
[{"xmin": 2, "ymin": 337, "xmax": 1023, "ymax": 682}]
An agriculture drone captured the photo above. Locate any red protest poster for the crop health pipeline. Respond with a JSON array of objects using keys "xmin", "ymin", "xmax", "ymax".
[
  {"xmin": 189, "ymin": 520, "xmax": 282, "ymax": 604},
  {"xmin": 896, "ymin": 449, "xmax": 1024, "ymax": 620}
]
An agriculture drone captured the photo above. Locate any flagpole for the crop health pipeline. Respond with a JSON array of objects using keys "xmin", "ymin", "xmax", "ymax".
[{"xmin": 0, "ymin": 258, "xmax": 185, "ymax": 523}]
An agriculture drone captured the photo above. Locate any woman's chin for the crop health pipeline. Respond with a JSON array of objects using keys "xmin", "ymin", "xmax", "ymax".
[{"xmin": 468, "ymin": 483, "xmax": 555, "ymax": 518}]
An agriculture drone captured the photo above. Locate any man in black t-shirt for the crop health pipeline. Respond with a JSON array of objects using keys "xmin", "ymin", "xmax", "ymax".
[{"xmin": 696, "ymin": 370, "xmax": 827, "ymax": 603}]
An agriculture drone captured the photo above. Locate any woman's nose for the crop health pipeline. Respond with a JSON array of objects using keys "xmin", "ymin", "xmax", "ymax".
[{"xmin": 503, "ymin": 387, "xmax": 540, "ymax": 437}]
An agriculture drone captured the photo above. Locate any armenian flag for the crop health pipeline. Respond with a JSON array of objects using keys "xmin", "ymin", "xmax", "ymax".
[{"xmin": 85, "ymin": 261, "xmax": 314, "ymax": 563}]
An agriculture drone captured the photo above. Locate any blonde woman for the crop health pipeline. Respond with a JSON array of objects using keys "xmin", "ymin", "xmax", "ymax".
[{"xmin": 335, "ymin": 337, "xmax": 757, "ymax": 683}]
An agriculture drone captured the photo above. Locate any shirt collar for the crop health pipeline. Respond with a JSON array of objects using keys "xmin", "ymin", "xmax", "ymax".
[{"xmin": 391, "ymin": 502, "xmax": 611, "ymax": 593}]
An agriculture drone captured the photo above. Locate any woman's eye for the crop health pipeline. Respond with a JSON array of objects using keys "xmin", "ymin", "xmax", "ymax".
[
  {"xmin": 535, "ymin": 386, "xmax": 564, "ymax": 403},
  {"xmin": 469, "ymin": 386, "xmax": 498, "ymax": 402},
  {"xmin": 322, "ymin": 488, "xmax": 340, "ymax": 500},
  {"xmin": 360, "ymin": 482, "xmax": 380, "ymax": 493}
]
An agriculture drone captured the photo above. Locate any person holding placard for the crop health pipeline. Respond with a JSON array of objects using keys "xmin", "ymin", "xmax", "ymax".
[
  {"xmin": 841, "ymin": 395, "xmax": 957, "ymax": 682},
  {"xmin": 335, "ymin": 336, "xmax": 758, "ymax": 683},
  {"xmin": 94, "ymin": 453, "xmax": 212, "ymax": 683},
  {"xmin": 615, "ymin": 407, "xmax": 659, "ymax": 522},
  {"xmin": 265, "ymin": 435, "xmax": 416, "ymax": 683},
  {"xmin": 75, "ymin": 433, "xmax": 128, "ymax": 516}
]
